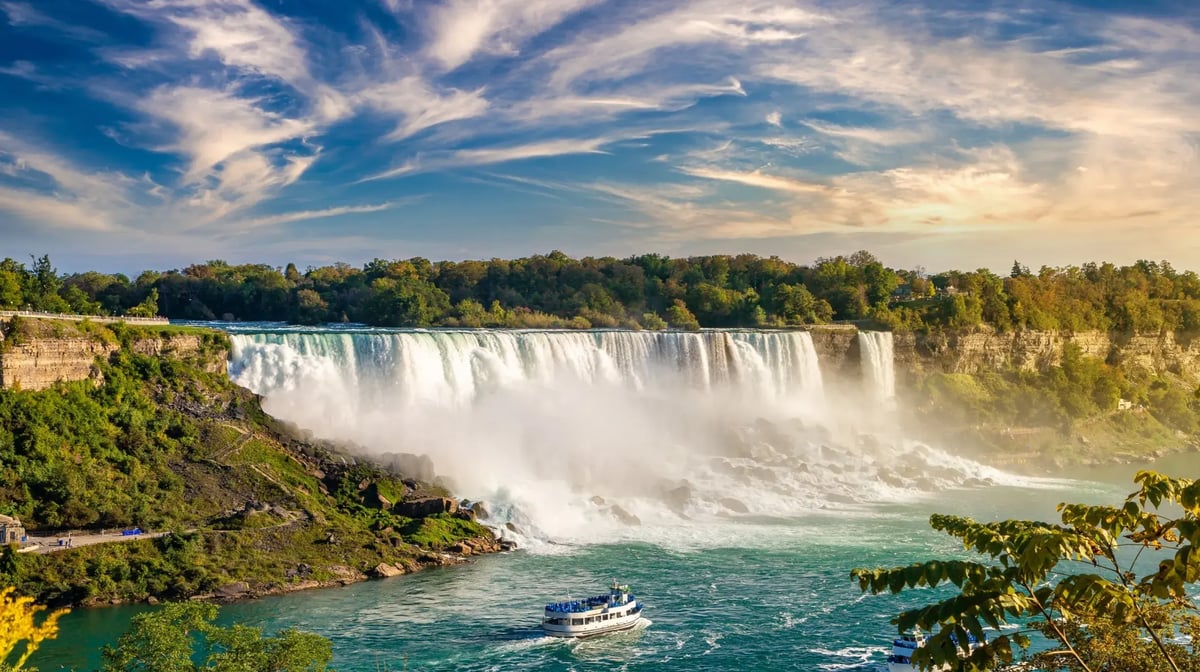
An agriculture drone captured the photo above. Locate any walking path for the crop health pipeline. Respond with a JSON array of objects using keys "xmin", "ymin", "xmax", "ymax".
[
  {"xmin": 0, "ymin": 309, "xmax": 168, "ymax": 325},
  {"xmin": 19, "ymin": 529, "xmax": 169, "ymax": 554}
]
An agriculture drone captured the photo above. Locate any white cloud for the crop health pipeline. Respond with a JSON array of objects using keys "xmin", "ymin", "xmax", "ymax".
[
  {"xmin": 542, "ymin": 1, "xmax": 830, "ymax": 89},
  {"xmin": 765, "ymin": 110, "xmax": 782, "ymax": 127},
  {"xmin": 680, "ymin": 166, "xmax": 830, "ymax": 195},
  {"xmin": 357, "ymin": 76, "xmax": 490, "ymax": 140},
  {"xmin": 107, "ymin": 0, "xmax": 314, "ymax": 89},
  {"xmin": 139, "ymin": 86, "xmax": 314, "ymax": 183},
  {"xmin": 364, "ymin": 136, "xmax": 613, "ymax": 181},
  {"xmin": 233, "ymin": 202, "xmax": 399, "ymax": 230},
  {"xmin": 423, "ymin": 0, "xmax": 600, "ymax": 71}
]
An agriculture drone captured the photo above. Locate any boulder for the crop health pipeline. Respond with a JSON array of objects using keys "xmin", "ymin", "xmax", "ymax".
[
  {"xmin": 719, "ymin": 497, "xmax": 750, "ymax": 514},
  {"xmin": 395, "ymin": 497, "xmax": 458, "ymax": 517},
  {"xmin": 360, "ymin": 482, "xmax": 393, "ymax": 511},
  {"xmin": 372, "ymin": 563, "xmax": 404, "ymax": 578},
  {"xmin": 454, "ymin": 508, "xmax": 477, "ymax": 522},
  {"xmin": 471, "ymin": 501, "xmax": 490, "ymax": 520},
  {"xmin": 661, "ymin": 482, "xmax": 693, "ymax": 514},
  {"xmin": 214, "ymin": 582, "xmax": 249, "ymax": 599},
  {"xmin": 609, "ymin": 504, "xmax": 641, "ymax": 526}
]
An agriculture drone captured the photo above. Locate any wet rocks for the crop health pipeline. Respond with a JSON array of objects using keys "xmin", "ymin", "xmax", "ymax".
[
  {"xmin": 719, "ymin": 497, "xmax": 750, "ymax": 514},
  {"xmin": 609, "ymin": 504, "xmax": 641, "ymax": 526}
]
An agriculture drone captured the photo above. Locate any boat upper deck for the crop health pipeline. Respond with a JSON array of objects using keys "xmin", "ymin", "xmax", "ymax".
[{"xmin": 544, "ymin": 594, "xmax": 635, "ymax": 614}]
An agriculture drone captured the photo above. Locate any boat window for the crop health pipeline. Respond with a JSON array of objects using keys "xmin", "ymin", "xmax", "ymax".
[{"xmin": 572, "ymin": 618, "xmax": 583, "ymax": 625}]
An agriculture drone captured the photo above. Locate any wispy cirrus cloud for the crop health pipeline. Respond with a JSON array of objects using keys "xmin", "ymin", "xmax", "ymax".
[
  {"xmin": 1, "ymin": 0, "xmax": 1199, "ymax": 271},
  {"xmin": 421, "ymin": 0, "xmax": 600, "ymax": 71}
]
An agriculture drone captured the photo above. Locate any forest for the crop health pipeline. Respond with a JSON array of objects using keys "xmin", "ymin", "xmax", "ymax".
[{"xmin": 3, "ymin": 252, "xmax": 1200, "ymax": 332}]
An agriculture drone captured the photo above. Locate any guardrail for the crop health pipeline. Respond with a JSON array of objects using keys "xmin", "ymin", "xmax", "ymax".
[{"xmin": 0, "ymin": 310, "xmax": 169, "ymax": 325}]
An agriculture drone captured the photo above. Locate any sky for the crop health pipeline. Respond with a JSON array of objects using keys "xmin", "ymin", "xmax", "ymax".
[{"xmin": 0, "ymin": 0, "xmax": 1197, "ymax": 274}]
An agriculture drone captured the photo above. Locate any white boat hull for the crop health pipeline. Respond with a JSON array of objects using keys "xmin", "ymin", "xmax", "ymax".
[
  {"xmin": 542, "ymin": 612, "xmax": 643, "ymax": 638},
  {"xmin": 542, "ymin": 581, "xmax": 644, "ymax": 639}
]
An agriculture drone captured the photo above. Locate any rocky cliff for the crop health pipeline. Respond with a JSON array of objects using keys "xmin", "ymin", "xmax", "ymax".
[
  {"xmin": 893, "ymin": 327, "xmax": 1200, "ymax": 383},
  {"xmin": 0, "ymin": 318, "xmax": 226, "ymax": 391}
]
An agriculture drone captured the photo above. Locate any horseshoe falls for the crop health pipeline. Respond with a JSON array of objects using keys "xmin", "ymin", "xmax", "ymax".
[{"xmin": 40, "ymin": 324, "xmax": 1120, "ymax": 672}]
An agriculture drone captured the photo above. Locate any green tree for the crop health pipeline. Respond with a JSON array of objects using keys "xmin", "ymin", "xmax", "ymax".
[
  {"xmin": 853, "ymin": 470, "xmax": 1200, "ymax": 671},
  {"xmin": 126, "ymin": 289, "xmax": 160, "ymax": 318},
  {"xmin": 102, "ymin": 601, "xmax": 333, "ymax": 672},
  {"xmin": 292, "ymin": 289, "xmax": 328, "ymax": 326},
  {"xmin": 640, "ymin": 312, "xmax": 667, "ymax": 330},
  {"xmin": 665, "ymin": 300, "xmax": 701, "ymax": 331}
]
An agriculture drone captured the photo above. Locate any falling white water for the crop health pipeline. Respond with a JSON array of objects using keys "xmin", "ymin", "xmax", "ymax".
[
  {"xmin": 857, "ymin": 331, "xmax": 895, "ymax": 403},
  {"xmin": 226, "ymin": 327, "xmax": 1022, "ymax": 543}
]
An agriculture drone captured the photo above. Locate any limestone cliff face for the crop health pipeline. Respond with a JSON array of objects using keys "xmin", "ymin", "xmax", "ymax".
[
  {"xmin": 893, "ymin": 327, "xmax": 1200, "ymax": 383},
  {"xmin": 807, "ymin": 325, "xmax": 860, "ymax": 377},
  {"xmin": 0, "ymin": 338, "xmax": 118, "ymax": 390},
  {"xmin": 0, "ymin": 333, "xmax": 225, "ymax": 391}
]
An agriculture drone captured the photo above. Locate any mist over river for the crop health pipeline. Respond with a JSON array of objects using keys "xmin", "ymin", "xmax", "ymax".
[{"xmin": 32, "ymin": 325, "xmax": 1175, "ymax": 671}]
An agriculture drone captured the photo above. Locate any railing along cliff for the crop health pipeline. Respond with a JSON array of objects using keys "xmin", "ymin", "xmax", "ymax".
[{"xmin": 0, "ymin": 310, "xmax": 169, "ymax": 325}]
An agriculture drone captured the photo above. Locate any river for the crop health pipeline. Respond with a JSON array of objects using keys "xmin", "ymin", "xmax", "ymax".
[{"xmin": 28, "ymin": 325, "xmax": 1189, "ymax": 670}]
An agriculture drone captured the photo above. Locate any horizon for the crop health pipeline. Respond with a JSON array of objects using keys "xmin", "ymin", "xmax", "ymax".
[
  {"xmin": 6, "ymin": 247, "xmax": 1196, "ymax": 279},
  {"xmin": 2, "ymin": 0, "xmax": 1198, "ymax": 273}
]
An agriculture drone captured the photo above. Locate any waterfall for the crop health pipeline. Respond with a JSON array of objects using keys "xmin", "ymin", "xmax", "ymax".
[
  {"xmin": 857, "ymin": 331, "xmax": 895, "ymax": 402},
  {"xmin": 229, "ymin": 329, "xmax": 826, "ymax": 409},
  {"xmin": 223, "ymin": 325, "xmax": 1022, "ymax": 541}
]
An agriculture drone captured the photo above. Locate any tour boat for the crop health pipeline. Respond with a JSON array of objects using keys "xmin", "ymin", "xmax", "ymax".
[
  {"xmin": 541, "ymin": 580, "xmax": 644, "ymax": 638},
  {"xmin": 887, "ymin": 629, "xmax": 984, "ymax": 671}
]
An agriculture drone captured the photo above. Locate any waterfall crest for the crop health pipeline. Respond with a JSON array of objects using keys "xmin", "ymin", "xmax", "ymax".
[{"xmin": 226, "ymin": 326, "xmax": 1019, "ymax": 542}]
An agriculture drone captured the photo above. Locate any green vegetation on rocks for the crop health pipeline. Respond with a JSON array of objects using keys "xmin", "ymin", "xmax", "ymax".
[
  {"xmin": 0, "ymin": 323, "xmax": 495, "ymax": 607},
  {"xmin": 908, "ymin": 343, "xmax": 1200, "ymax": 465}
]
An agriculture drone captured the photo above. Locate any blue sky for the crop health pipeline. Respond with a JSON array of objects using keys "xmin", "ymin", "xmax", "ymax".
[{"xmin": 0, "ymin": 0, "xmax": 1198, "ymax": 273}]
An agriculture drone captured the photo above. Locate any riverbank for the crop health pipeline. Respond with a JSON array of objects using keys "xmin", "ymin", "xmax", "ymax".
[{"xmin": 0, "ymin": 318, "xmax": 504, "ymax": 609}]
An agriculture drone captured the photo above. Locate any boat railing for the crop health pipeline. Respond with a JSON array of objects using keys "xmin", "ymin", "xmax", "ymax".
[{"xmin": 545, "ymin": 593, "xmax": 637, "ymax": 614}]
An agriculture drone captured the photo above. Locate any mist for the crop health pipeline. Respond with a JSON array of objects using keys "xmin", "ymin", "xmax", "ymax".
[{"xmin": 227, "ymin": 328, "xmax": 1029, "ymax": 543}]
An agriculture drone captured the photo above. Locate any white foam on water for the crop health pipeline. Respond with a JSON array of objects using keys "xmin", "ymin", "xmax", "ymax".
[
  {"xmin": 227, "ymin": 328, "xmax": 1067, "ymax": 545},
  {"xmin": 809, "ymin": 646, "xmax": 890, "ymax": 671}
]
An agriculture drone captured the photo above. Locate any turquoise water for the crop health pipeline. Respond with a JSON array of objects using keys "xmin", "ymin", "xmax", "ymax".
[
  {"xmin": 34, "ymin": 477, "xmax": 1132, "ymax": 672},
  {"xmin": 30, "ymin": 323, "xmax": 1190, "ymax": 671}
]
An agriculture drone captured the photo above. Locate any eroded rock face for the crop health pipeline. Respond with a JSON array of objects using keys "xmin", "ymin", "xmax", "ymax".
[
  {"xmin": 0, "ymin": 333, "xmax": 222, "ymax": 390},
  {"xmin": 893, "ymin": 328, "xmax": 1200, "ymax": 383},
  {"xmin": 0, "ymin": 338, "xmax": 117, "ymax": 390}
]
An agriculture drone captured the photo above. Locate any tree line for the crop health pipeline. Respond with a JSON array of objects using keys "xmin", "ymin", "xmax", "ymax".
[{"xmin": 5, "ymin": 252, "xmax": 1200, "ymax": 332}]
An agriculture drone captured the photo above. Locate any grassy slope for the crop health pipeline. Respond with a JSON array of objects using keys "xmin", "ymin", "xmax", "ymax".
[{"xmin": 0, "ymin": 319, "xmax": 489, "ymax": 607}]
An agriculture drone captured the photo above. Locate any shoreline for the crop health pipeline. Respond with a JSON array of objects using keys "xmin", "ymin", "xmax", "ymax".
[{"xmin": 63, "ymin": 533, "xmax": 509, "ymax": 609}]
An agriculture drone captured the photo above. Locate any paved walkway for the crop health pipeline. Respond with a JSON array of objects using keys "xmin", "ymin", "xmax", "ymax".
[
  {"xmin": 19, "ymin": 529, "xmax": 168, "ymax": 554},
  {"xmin": 0, "ymin": 309, "xmax": 168, "ymax": 325}
]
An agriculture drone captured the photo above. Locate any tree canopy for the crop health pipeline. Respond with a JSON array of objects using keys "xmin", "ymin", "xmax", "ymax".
[
  {"xmin": 853, "ymin": 470, "xmax": 1200, "ymax": 671},
  {"xmin": 7, "ymin": 252, "xmax": 1200, "ymax": 332},
  {"xmin": 101, "ymin": 601, "xmax": 333, "ymax": 672}
]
